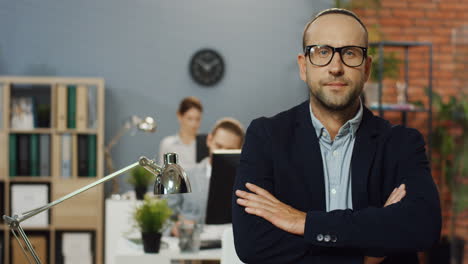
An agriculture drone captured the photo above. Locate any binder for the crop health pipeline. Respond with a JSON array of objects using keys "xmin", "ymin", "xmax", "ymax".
[
  {"xmin": 17, "ymin": 134, "xmax": 31, "ymax": 176},
  {"xmin": 88, "ymin": 135, "xmax": 97, "ymax": 177},
  {"xmin": 30, "ymin": 134, "xmax": 39, "ymax": 176},
  {"xmin": 67, "ymin": 85, "xmax": 77, "ymax": 129},
  {"xmin": 9, "ymin": 134, "xmax": 17, "ymax": 177},
  {"xmin": 61, "ymin": 134, "xmax": 72, "ymax": 178},
  {"xmin": 87, "ymin": 86, "xmax": 98, "ymax": 129},
  {"xmin": 56, "ymin": 84, "xmax": 68, "ymax": 130},
  {"xmin": 77, "ymin": 135, "xmax": 88, "ymax": 177},
  {"xmin": 76, "ymin": 85, "xmax": 88, "ymax": 130},
  {"xmin": 39, "ymin": 135, "xmax": 50, "ymax": 176}
]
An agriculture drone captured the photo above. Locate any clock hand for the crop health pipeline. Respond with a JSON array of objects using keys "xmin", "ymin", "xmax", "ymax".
[
  {"xmin": 206, "ymin": 59, "xmax": 220, "ymax": 70},
  {"xmin": 195, "ymin": 58, "xmax": 210, "ymax": 71}
]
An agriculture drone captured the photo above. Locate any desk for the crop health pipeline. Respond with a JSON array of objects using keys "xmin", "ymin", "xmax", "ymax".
[{"xmin": 115, "ymin": 236, "xmax": 221, "ymax": 264}]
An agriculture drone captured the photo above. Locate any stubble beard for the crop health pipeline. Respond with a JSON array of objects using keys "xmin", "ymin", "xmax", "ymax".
[{"xmin": 310, "ymin": 81, "xmax": 364, "ymax": 112}]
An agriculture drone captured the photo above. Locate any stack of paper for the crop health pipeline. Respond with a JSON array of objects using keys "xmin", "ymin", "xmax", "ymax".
[
  {"xmin": 11, "ymin": 184, "xmax": 49, "ymax": 227},
  {"xmin": 62, "ymin": 233, "xmax": 93, "ymax": 264}
]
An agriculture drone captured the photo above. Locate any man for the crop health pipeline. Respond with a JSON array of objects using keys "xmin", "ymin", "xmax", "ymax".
[
  {"xmin": 233, "ymin": 8, "xmax": 441, "ymax": 264},
  {"xmin": 170, "ymin": 117, "xmax": 244, "ymax": 234}
]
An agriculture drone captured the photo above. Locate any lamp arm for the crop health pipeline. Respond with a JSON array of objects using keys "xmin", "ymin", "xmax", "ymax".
[
  {"xmin": 105, "ymin": 122, "xmax": 131, "ymax": 154},
  {"xmin": 2, "ymin": 156, "xmax": 162, "ymax": 264},
  {"xmin": 20, "ymin": 161, "xmax": 140, "ymax": 223}
]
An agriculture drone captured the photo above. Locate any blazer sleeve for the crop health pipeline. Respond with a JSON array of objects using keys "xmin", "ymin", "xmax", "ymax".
[
  {"xmin": 304, "ymin": 128, "xmax": 441, "ymax": 253},
  {"xmin": 232, "ymin": 118, "xmax": 318, "ymax": 263}
]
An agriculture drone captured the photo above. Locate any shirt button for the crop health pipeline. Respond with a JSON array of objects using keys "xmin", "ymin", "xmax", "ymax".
[
  {"xmin": 316, "ymin": 234, "xmax": 324, "ymax": 242},
  {"xmin": 331, "ymin": 235, "xmax": 338, "ymax": 243},
  {"xmin": 324, "ymin": 235, "xmax": 331, "ymax": 242},
  {"xmin": 333, "ymin": 150, "xmax": 339, "ymax": 156},
  {"xmin": 331, "ymin": 188, "xmax": 337, "ymax": 195},
  {"xmin": 322, "ymin": 131, "xmax": 327, "ymax": 137}
]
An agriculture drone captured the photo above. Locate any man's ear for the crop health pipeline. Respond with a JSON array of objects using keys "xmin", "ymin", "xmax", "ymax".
[{"xmin": 297, "ymin": 53, "xmax": 307, "ymax": 82}]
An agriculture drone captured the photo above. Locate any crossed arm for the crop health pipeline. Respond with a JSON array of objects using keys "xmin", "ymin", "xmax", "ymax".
[{"xmin": 236, "ymin": 183, "xmax": 407, "ymax": 264}]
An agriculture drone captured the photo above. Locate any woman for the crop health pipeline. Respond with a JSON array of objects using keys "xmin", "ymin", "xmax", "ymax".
[{"xmin": 158, "ymin": 96, "xmax": 203, "ymax": 169}]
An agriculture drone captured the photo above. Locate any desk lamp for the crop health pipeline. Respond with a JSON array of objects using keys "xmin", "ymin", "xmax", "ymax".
[{"xmin": 3, "ymin": 153, "xmax": 191, "ymax": 264}]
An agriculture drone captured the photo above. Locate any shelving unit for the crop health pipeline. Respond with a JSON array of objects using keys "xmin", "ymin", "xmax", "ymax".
[
  {"xmin": 0, "ymin": 76, "xmax": 105, "ymax": 264},
  {"xmin": 368, "ymin": 41, "xmax": 433, "ymax": 158}
]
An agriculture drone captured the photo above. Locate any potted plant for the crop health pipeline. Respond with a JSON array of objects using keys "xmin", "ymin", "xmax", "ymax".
[
  {"xmin": 127, "ymin": 165, "xmax": 154, "ymax": 200},
  {"xmin": 428, "ymin": 91, "xmax": 468, "ymax": 264},
  {"xmin": 133, "ymin": 195, "xmax": 173, "ymax": 253}
]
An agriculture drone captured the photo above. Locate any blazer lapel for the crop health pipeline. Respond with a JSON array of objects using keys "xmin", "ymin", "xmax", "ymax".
[
  {"xmin": 291, "ymin": 101, "xmax": 326, "ymax": 211},
  {"xmin": 351, "ymin": 107, "xmax": 379, "ymax": 210}
]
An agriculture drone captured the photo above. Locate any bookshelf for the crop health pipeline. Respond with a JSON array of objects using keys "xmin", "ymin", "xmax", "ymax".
[
  {"xmin": 0, "ymin": 76, "xmax": 105, "ymax": 264},
  {"xmin": 367, "ymin": 41, "xmax": 433, "ymax": 158}
]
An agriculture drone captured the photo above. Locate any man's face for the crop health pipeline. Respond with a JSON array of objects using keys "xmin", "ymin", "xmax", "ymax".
[
  {"xmin": 298, "ymin": 14, "xmax": 371, "ymax": 111},
  {"xmin": 206, "ymin": 128, "xmax": 242, "ymax": 156}
]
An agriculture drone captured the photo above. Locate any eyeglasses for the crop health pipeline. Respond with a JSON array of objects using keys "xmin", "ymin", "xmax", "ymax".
[{"xmin": 304, "ymin": 45, "xmax": 367, "ymax": 67}]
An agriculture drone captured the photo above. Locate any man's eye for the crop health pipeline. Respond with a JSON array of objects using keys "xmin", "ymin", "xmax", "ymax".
[
  {"xmin": 344, "ymin": 50, "xmax": 355, "ymax": 56},
  {"xmin": 319, "ymin": 49, "xmax": 329, "ymax": 55}
]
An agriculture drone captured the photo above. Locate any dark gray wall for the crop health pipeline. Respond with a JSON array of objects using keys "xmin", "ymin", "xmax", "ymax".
[{"xmin": 0, "ymin": 0, "xmax": 332, "ymax": 194}]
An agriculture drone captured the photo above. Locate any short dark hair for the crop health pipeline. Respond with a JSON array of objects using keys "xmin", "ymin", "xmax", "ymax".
[
  {"xmin": 211, "ymin": 118, "xmax": 245, "ymax": 147},
  {"xmin": 302, "ymin": 8, "xmax": 368, "ymax": 50},
  {"xmin": 178, "ymin": 96, "xmax": 203, "ymax": 115}
]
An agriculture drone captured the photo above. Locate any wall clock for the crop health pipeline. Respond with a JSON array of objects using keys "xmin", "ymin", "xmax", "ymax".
[{"xmin": 189, "ymin": 49, "xmax": 224, "ymax": 86}]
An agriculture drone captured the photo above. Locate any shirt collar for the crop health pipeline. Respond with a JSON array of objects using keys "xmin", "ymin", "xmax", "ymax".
[
  {"xmin": 174, "ymin": 133, "xmax": 196, "ymax": 146},
  {"xmin": 309, "ymin": 99, "xmax": 363, "ymax": 139}
]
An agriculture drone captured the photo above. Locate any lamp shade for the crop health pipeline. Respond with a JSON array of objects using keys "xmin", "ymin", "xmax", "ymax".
[{"xmin": 139, "ymin": 153, "xmax": 191, "ymax": 195}]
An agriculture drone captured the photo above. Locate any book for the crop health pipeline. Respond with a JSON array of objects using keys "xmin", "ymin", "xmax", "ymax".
[
  {"xmin": 77, "ymin": 135, "xmax": 88, "ymax": 177},
  {"xmin": 56, "ymin": 84, "xmax": 68, "ymax": 130},
  {"xmin": 76, "ymin": 85, "xmax": 88, "ymax": 130},
  {"xmin": 39, "ymin": 135, "xmax": 50, "ymax": 177},
  {"xmin": 88, "ymin": 135, "xmax": 97, "ymax": 177},
  {"xmin": 61, "ymin": 134, "xmax": 72, "ymax": 178},
  {"xmin": 17, "ymin": 134, "xmax": 31, "ymax": 176},
  {"xmin": 9, "ymin": 134, "xmax": 17, "ymax": 177},
  {"xmin": 30, "ymin": 134, "xmax": 39, "ymax": 176},
  {"xmin": 67, "ymin": 85, "xmax": 77, "ymax": 129}
]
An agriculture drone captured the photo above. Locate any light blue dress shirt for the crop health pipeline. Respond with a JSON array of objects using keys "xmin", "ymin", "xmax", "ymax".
[{"xmin": 309, "ymin": 102, "xmax": 363, "ymax": 212}]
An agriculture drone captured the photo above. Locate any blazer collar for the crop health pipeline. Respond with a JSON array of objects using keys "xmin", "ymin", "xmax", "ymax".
[
  {"xmin": 351, "ymin": 107, "xmax": 380, "ymax": 210},
  {"xmin": 293, "ymin": 100, "xmax": 380, "ymax": 211}
]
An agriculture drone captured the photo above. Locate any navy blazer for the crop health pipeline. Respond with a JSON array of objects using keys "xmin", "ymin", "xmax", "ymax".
[{"xmin": 232, "ymin": 101, "xmax": 441, "ymax": 264}]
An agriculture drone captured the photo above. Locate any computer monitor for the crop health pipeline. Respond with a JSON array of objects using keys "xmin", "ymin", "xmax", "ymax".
[{"xmin": 205, "ymin": 149, "xmax": 241, "ymax": 225}]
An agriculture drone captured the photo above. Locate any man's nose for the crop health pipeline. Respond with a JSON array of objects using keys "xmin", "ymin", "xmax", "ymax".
[{"xmin": 328, "ymin": 51, "xmax": 344, "ymax": 76}]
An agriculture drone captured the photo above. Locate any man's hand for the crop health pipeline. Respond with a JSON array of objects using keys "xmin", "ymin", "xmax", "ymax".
[
  {"xmin": 364, "ymin": 184, "xmax": 406, "ymax": 264},
  {"xmin": 236, "ymin": 182, "xmax": 306, "ymax": 235}
]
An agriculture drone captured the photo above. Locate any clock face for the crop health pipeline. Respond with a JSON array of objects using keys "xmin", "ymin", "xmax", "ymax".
[{"xmin": 189, "ymin": 49, "xmax": 224, "ymax": 86}]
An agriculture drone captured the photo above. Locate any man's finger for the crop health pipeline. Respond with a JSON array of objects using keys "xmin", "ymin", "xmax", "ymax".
[
  {"xmin": 384, "ymin": 185, "xmax": 407, "ymax": 207},
  {"xmin": 237, "ymin": 198, "xmax": 278, "ymax": 214},
  {"xmin": 236, "ymin": 190, "xmax": 277, "ymax": 207},
  {"xmin": 245, "ymin": 183, "xmax": 279, "ymax": 203},
  {"xmin": 393, "ymin": 189, "xmax": 406, "ymax": 203}
]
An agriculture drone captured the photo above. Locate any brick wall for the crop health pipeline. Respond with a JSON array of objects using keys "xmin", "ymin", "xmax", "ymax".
[{"xmin": 352, "ymin": 0, "xmax": 468, "ymax": 262}]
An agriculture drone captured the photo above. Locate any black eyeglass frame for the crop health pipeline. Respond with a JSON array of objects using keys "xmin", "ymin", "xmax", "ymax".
[{"xmin": 304, "ymin": 45, "xmax": 368, "ymax": 67}]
